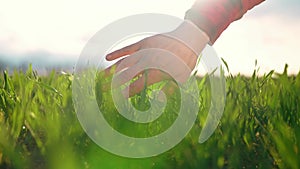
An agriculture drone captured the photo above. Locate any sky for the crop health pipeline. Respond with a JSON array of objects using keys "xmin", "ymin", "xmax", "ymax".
[{"xmin": 0, "ymin": 0, "xmax": 299, "ymax": 75}]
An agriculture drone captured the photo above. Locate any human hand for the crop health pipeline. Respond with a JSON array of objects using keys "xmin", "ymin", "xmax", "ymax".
[{"xmin": 104, "ymin": 20, "xmax": 209, "ymax": 97}]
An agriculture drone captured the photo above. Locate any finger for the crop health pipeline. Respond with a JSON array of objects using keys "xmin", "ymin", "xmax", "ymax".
[
  {"xmin": 125, "ymin": 69, "xmax": 170, "ymax": 97},
  {"xmin": 104, "ymin": 55, "xmax": 140, "ymax": 77},
  {"xmin": 112, "ymin": 64, "xmax": 144, "ymax": 88},
  {"xmin": 106, "ymin": 42, "xmax": 141, "ymax": 61},
  {"xmin": 102, "ymin": 54, "xmax": 143, "ymax": 92},
  {"xmin": 161, "ymin": 80, "xmax": 178, "ymax": 96},
  {"xmin": 102, "ymin": 71, "xmax": 143, "ymax": 94}
]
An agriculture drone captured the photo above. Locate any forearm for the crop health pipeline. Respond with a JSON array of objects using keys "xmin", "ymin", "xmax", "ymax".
[{"xmin": 185, "ymin": 0, "xmax": 265, "ymax": 44}]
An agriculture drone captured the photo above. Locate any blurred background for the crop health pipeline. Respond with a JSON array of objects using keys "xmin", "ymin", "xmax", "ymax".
[
  {"xmin": 0, "ymin": 0, "xmax": 299, "ymax": 75},
  {"xmin": 1, "ymin": 1, "xmax": 300, "ymax": 169}
]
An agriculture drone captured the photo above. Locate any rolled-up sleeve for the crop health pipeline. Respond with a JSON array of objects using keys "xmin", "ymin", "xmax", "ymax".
[{"xmin": 185, "ymin": 0, "xmax": 265, "ymax": 44}]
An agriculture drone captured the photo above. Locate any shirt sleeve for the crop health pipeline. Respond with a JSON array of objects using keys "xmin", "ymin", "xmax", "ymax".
[{"xmin": 185, "ymin": 0, "xmax": 265, "ymax": 44}]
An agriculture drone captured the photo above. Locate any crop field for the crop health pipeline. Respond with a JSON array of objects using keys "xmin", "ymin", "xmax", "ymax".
[{"xmin": 0, "ymin": 64, "xmax": 299, "ymax": 169}]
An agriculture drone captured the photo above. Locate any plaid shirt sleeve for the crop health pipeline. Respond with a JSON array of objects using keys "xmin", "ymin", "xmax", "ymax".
[{"xmin": 185, "ymin": 0, "xmax": 265, "ymax": 44}]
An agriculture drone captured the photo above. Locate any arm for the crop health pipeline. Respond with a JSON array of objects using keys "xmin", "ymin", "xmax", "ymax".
[
  {"xmin": 185, "ymin": 0, "xmax": 265, "ymax": 44},
  {"xmin": 105, "ymin": 0, "xmax": 265, "ymax": 97}
]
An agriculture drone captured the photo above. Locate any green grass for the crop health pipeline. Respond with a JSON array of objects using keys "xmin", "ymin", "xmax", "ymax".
[{"xmin": 0, "ymin": 64, "xmax": 299, "ymax": 169}]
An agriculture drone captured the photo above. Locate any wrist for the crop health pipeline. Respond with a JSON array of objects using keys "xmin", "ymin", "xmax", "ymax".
[
  {"xmin": 166, "ymin": 20, "xmax": 209, "ymax": 56},
  {"xmin": 175, "ymin": 20, "xmax": 210, "ymax": 42}
]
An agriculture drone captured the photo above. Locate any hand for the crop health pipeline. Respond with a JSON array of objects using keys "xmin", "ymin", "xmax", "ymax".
[{"xmin": 104, "ymin": 20, "xmax": 209, "ymax": 97}]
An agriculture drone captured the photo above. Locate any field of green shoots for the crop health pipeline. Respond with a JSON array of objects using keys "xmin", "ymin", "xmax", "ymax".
[{"xmin": 0, "ymin": 64, "xmax": 299, "ymax": 169}]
